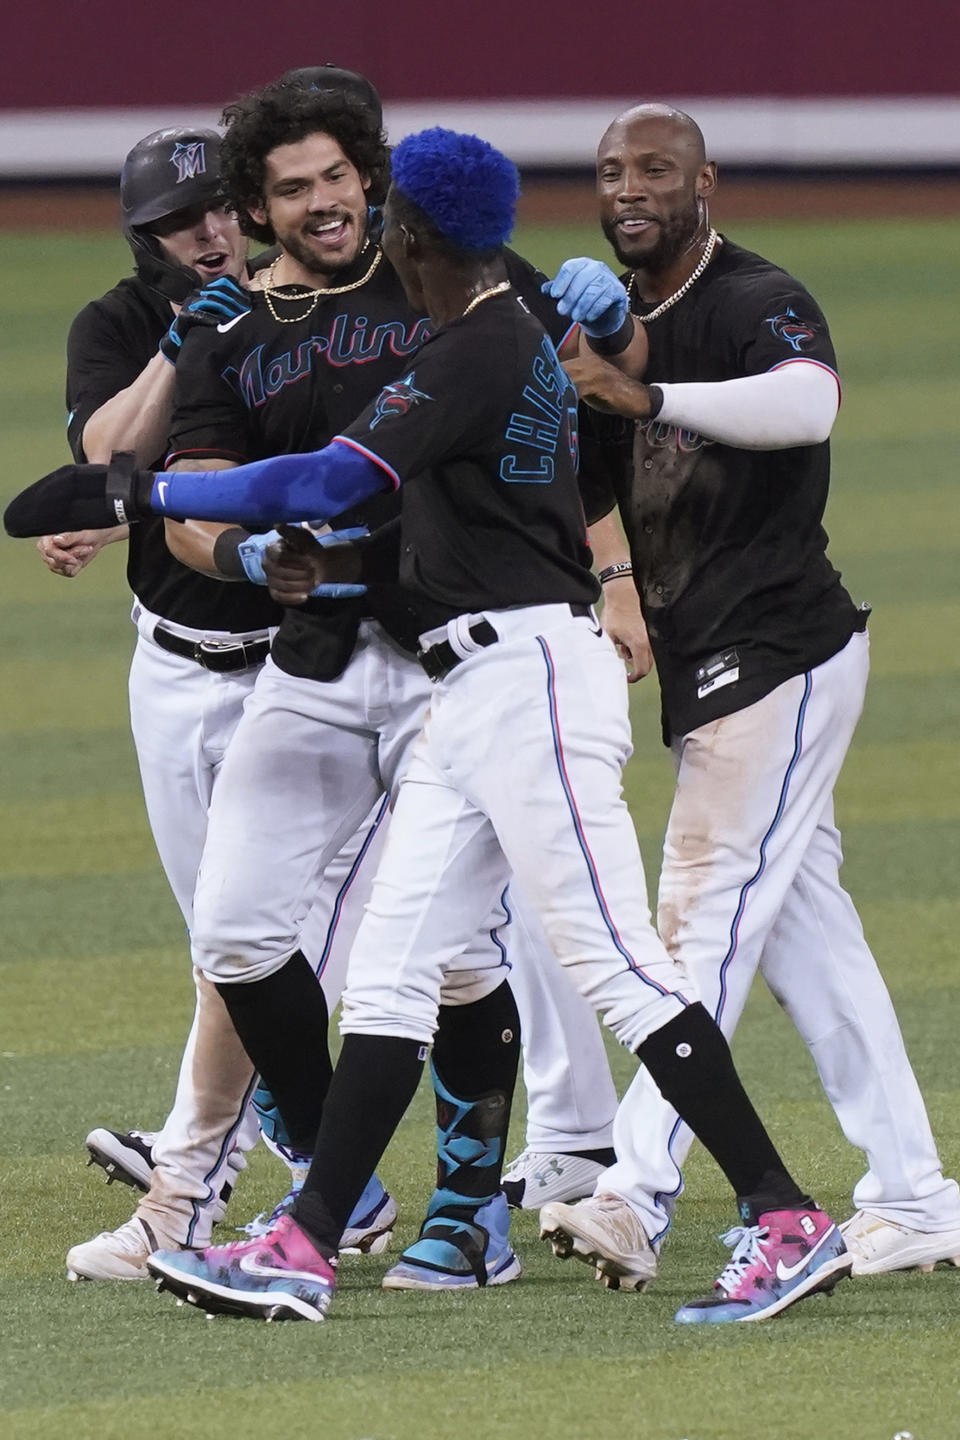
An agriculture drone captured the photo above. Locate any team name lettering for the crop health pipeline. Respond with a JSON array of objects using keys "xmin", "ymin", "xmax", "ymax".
[
  {"xmin": 638, "ymin": 418, "xmax": 710, "ymax": 454},
  {"xmin": 223, "ymin": 315, "xmax": 432, "ymax": 409},
  {"xmin": 501, "ymin": 338, "xmax": 578, "ymax": 483}
]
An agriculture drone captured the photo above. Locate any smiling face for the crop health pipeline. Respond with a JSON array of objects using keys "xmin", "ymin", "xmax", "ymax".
[
  {"xmin": 248, "ymin": 131, "xmax": 371, "ymax": 283},
  {"xmin": 152, "ymin": 202, "xmax": 246, "ymax": 282},
  {"xmin": 597, "ymin": 110, "xmax": 715, "ymax": 274}
]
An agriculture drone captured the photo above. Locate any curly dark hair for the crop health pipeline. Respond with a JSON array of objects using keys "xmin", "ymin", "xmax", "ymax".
[{"xmin": 220, "ymin": 80, "xmax": 389, "ymax": 245}]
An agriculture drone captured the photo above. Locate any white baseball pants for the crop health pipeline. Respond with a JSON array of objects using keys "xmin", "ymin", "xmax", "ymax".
[
  {"xmin": 339, "ymin": 606, "xmax": 694, "ymax": 1053},
  {"xmin": 126, "ymin": 605, "xmax": 388, "ymax": 1245},
  {"xmin": 191, "ymin": 621, "xmax": 617, "ymax": 1151},
  {"xmin": 601, "ymin": 630, "xmax": 960, "ymax": 1242}
]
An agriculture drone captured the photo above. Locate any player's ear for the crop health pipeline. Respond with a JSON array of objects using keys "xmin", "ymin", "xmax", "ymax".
[
  {"xmin": 247, "ymin": 197, "xmax": 268, "ymax": 228},
  {"xmin": 360, "ymin": 171, "xmax": 372, "ymax": 194},
  {"xmin": 696, "ymin": 162, "xmax": 717, "ymax": 201},
  {"xmin": 399, "ymin": 223, "xmax": 420, "ymax": 259}
]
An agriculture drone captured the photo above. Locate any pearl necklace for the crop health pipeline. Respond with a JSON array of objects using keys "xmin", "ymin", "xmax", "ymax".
[
  {"xmin": 628, "ymin": 229, "xmax": 719, "ymax": 323},
  {"xmin": 461, "ymin": 281, "xmax": 512, "ymax": 318},
  {"xmin": 260, "ymin": 246, "xmax": 383, "ymax": 324}
]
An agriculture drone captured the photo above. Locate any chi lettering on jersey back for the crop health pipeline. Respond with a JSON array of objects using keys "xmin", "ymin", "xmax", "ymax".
[
  {"xmin": 501, "ymin": 338, "xmax": 578, "ymax": 483},
  {"xmin": 224, "ymin": 314, "xmax": 433, "ymax": 409}
]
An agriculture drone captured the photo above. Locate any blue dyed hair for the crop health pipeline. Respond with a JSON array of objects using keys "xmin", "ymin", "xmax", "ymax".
[{"xmin": 390, "ymin": 127, "xmax": 518, "ymax": 253}]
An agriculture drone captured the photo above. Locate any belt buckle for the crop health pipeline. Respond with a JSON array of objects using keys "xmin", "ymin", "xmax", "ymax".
[
  {"xmin": 195, "ymin": 638, "xmax": 243, "ymax": 669},
  {"xmin": 417, "ymin": 645, "xmax": 447, "ymax": 682}
]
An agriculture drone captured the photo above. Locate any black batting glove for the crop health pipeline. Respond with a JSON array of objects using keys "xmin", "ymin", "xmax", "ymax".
[
  {"xmin": 4, "ymin": 451, "xmax": 155, "ymax": 537},
  {"xmin": 158, "ymin": 276, "xmax": 250, "ymax": 364}
]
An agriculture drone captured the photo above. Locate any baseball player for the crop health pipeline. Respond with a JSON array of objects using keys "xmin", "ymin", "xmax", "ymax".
[
  {"xmin": 47, "ymin": 88, "xmax": 402, "ymax": 1282},
  {"xmin": 9, "ymin": 127, "xmax": 855, "ymax": 1326},
  {"xmin": 47, "ymin": 124, "xmax": 271, "ymax": 1278},
  {"xmin": 161, "ymin": 75, "xmax": 648, "ymax": 1281},
  {"xmin": 534, "ymin": 104, "xmax": 960, "ymax": 1288}
]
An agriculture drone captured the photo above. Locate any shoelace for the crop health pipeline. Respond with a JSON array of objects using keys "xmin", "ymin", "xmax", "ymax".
[
  {"xmin": 238, "ymin": 1184, "xmax": 301, "ymax": 1237},
  {"xmin": 715, "ymin": 1223, "xmax": 771, "ymax": 1294}
]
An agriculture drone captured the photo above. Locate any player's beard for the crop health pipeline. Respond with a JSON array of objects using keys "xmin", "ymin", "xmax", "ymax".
[
  {"xmin": 603, "ymin": 195, "xmax": 702, "ymax": 276},
  {"xmin": 280, "ymin": 210, "xmax": 368, "ymax": 279}
]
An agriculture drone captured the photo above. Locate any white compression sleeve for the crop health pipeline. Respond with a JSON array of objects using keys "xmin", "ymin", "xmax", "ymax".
[{"xmin": 654, "ymin": 360, "xmax": 841, "ymax": 450}]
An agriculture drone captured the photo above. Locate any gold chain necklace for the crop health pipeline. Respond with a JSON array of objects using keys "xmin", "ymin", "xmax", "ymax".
[
  {"xmin": 461, "ymin": 280, "xmax": 512, "ymax": 318},
  {"xmin": 260, "ymin": 246, "xmax": 383, "ymax": 324},
  {"xmin": 628, "ymin": 229, "xmax": 719, "ymax": 323}
]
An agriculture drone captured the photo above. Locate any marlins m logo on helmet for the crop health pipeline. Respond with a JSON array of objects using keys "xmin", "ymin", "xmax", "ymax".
[{"xmin": 170, "ymin": 141, "xmax": 207, "ymax": 183}]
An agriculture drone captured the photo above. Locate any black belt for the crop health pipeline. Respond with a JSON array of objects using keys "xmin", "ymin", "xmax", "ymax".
[
  {"xmin": 417, "ymin": 604, "xmax": 593, "ymax": 682},
  {"xmin": 152, "ymin": 624, "xmax": 270, "ymax": 673}
]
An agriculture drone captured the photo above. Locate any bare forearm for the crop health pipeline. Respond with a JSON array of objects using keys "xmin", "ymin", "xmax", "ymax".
[
  {"xmin": 588, "ymin": 510, "xmax": 631, "ymax": 570},
  {"xmin": 81, "ymin": 352, "xmax": 177, "ymax": 465}
]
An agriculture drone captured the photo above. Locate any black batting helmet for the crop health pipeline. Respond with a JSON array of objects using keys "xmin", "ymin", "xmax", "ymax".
[
  {"xmin": 120, "ymin": 128, "xmax": 225, "ymax": 230},
  {"xmin": 278, "ymin": 64, "xmax": 383, "ymax": 130}
]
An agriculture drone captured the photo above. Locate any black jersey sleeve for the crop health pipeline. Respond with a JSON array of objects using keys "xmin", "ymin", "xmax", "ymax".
[
  {"xmin": 726, "ymin": 276, "xmax": 838, "ymax": 378},
  {"xmin": 577, "ymin": 406, "xmax": 632, "ymax": 525},
  {"xmin": 66, "ymin": 301, "xmax": 148, "ymax": 462},
  {"xmin": 166, "ymin": 327, "xmax": 254, "ymax": 467},
  {"xmin": 338, "ymin": 327, "xmax": 504, "ymax": 484},
  {"xmin": 503, "ymin": 249, "xmax": 578, "ymax": 352}
]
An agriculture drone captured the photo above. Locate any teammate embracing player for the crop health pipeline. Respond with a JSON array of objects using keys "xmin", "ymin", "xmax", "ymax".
[
  {"xmin": 539, "ymin": 104, "xmax": 960, "ymax": 1288},
  {"xmin": 48, "ymin": 70, "xmax": 427, "ymax": 1283},
  {"xmin": 45, "ymin": 124, "xmax": 277, "ymax": 1277}
]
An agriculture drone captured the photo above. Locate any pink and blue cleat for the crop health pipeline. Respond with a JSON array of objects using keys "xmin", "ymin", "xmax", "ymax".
[
  {"xmin": 675, "ymin": 1208, "xmax": 852, "ymax": 1323},
  {"xmin": 147, "ymin": 1213, "xmax": 336, "ymax": 1322}
]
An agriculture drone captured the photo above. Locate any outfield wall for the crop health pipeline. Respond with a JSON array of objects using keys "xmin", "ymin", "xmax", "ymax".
[{"xmin": 2, "ymin": 0, "xmax": 958, "ymax": 176}]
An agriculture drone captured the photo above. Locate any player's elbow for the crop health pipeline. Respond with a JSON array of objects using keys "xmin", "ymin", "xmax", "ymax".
[{"xmin": 778, "ymin": 362, "xmax": 840, "ymax": 446}]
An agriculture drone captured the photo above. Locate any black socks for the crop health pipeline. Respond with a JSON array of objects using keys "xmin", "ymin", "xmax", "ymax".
[
  {"xmin": 637, "ymin": 1003, "xmax": 807, "ymax": 1213},
  {"xmin": 293, "ymin": 1033, "xmax": 427, "ymax": 1253},
  {"xmin": 216, "ymin": 950, "xmax": 333, "ymax": 1155}
]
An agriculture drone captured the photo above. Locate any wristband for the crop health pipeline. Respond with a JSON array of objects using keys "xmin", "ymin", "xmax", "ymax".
[
  {"xmin": 235, "ymin": 529, "xmax": 282, "ymax": 585},
  {"xmin": 646, "ymin": 384, "xmax": 665, "ymax": 419},
  {"xmin": 598, "ymin": 561, "xmax": 634, "ymax": 584},
  {"xmin": 586, "ymin": 314, "xmax": 636, "ymax": 358}
]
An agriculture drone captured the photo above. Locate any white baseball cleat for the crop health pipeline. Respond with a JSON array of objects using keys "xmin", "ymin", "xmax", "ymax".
[
  {"xmin": 539, "ymin": 1192, "xmax": 658, "ymax": 1290},
  {"xmin": 501, "ymin": 1149, "xmax": 607, "ymax": 1209},
  {"xmin": 84, "ymin": 1129, "xmax": 158, "ymax": 1192},
  {"xmin": 839, "ymin": 1210, "xmax": 960, "ymax": 1275},
  {"xmin": 66, "ymin": 1216, "xmax": 178, "ymax": 1282}
]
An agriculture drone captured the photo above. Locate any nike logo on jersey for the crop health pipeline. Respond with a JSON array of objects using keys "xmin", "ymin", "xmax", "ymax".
[
  {"xmin": 217, "ymin": 313, "xmax": 246, "ymax": 333},
  {"xmin": 774, "ymin": 1223, "xmax": 838, "ymax": 1282}
]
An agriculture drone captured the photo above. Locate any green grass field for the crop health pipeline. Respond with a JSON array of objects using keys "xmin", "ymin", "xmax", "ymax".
[{"xmin": 1, "ymin": 218, "xmax": 958, "ymax": 1440}]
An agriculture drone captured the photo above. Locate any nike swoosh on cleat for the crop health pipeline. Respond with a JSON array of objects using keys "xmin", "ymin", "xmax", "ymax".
[
  {"xmin": 775, "ymin": 1226, "xmax": 839, "ymax": 1282},
  {"xmin": 238, "ymin": 1255, "xmax": 331, "ymax": 1286},
  {"xmin": 217, "ymin": 314, "xmax": 246, "ymax": 333}
]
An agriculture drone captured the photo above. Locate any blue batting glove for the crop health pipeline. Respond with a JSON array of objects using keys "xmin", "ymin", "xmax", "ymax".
[
  {"xmin": 309, "ymin": 526, "xmax": 369, "ymax": 598},
  {"xmin": 159, "ymin": 276, "xmax": 251, "ymax": 363},
  {"xmin": 237, "ymin": 529, "xmax": 282, "ymax": 585},
  {"xmin": 543, "ymin": 258, "xmax": 629, "ymax": 338}
]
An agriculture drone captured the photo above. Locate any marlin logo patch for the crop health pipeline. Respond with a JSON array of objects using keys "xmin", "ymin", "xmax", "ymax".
[
  {"xmin": 171, "ymin": 141, "xmax": 207, "ymax": 184},
  {"xmin": 765, "ymin": 307, "xmax": 816, "ymax": 352},
  {"xmin": 369, "ymin": 372, "xmax": 432, "ymax": 430}
]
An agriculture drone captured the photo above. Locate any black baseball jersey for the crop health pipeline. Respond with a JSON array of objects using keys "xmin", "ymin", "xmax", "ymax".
[
  {"xmin": 594, "ymin": 238, "xmax": 862, "ymax": 739},
  {"xmin": 340, "ymin": 290, "xmax": 597, "ymax": 625},
  {"xmin": 168, "ymin": 246, "xmax": 579, "ymax": 679},
  {"xmin": 66, "ymin": 275, "xmax": 281, "ymax": 633}
]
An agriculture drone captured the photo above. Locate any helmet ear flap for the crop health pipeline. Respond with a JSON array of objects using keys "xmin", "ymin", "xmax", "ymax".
[{"xmin": 126, "ymin": 227, "xmax": 201, "ymax": 304}]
